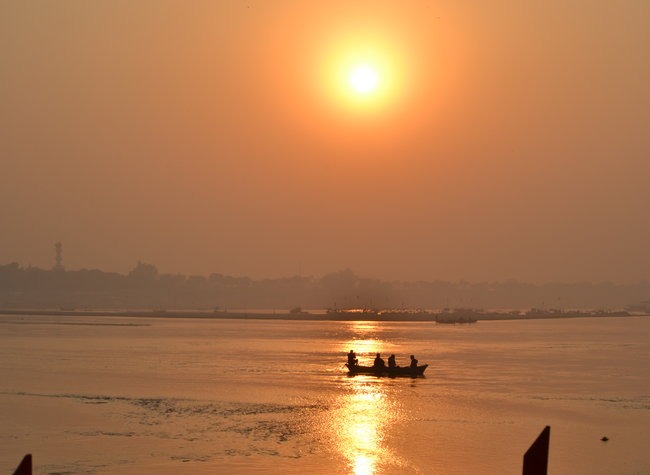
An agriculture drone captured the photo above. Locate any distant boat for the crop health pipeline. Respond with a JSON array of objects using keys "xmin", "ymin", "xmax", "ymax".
[
  {"xmin": 345, "ymin": 363, "xmax": 428, "ymax": 376},
  {"xmin": 625, "ymin": 301, "xmax": 650, "ymax": 314}
]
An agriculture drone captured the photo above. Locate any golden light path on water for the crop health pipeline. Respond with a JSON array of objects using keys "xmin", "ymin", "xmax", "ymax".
[
  {"xmin": 341, "ymin": 380, "xmax": 386, "ymax": 475},
  {"xmin": 331, "ymin": 321, "xmax": 405, "ymax": 475}
]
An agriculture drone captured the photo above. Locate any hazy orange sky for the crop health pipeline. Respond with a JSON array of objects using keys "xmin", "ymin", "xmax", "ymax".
[{"xmin": 1, "ymin": 1, "xmax": 649, "ymax": 283}]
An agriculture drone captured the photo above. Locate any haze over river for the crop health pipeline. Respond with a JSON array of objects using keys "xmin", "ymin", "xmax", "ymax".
[{"xmin": 1, "ymin": 314, "xmax": 648, "ymax": 474}]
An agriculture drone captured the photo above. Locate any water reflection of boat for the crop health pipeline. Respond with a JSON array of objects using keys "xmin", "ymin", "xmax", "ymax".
[{"xmin": 345, "ymin": 363, "xmax": 428, "ymax": 376}]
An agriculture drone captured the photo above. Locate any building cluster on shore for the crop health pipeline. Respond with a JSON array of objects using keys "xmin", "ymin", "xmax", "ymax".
[{"xmin": 1, "ymin": 262, "xmax": 648, "ymax": 312}]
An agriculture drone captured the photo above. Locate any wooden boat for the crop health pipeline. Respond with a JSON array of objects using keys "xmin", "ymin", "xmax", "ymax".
[{"xmin": 345, "ymin": 363, "xmax": 428, "ymax": 376}]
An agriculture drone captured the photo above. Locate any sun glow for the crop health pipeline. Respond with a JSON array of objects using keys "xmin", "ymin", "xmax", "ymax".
[{"xmin": 319, "ymin": 35, "xmax": 407, "ymax": 114}]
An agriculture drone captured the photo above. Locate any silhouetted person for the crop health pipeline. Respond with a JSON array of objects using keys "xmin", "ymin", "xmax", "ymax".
[
  {"xmin": 347, "ymin": 350, "xmax": 358, "ymax": 366},
  {"xmin": 388, "ymin": 354, "xmax": 396, "ymax": 368},
  {"xmin": 409, "ymin": 354, "xmax": 418, "ymax": 369},
  {"xmin": 373, "ymin": 353, "xmax": 386, "ymax": 368}
]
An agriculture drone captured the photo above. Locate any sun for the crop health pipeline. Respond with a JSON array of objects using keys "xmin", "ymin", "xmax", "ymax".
[
  {"xmin": 349, "ymin": 65, "xmax": 379, "ymax": 95},
  {"xmin": 317, "ymin": 34, "xmax": 409, "ymax": 115}
]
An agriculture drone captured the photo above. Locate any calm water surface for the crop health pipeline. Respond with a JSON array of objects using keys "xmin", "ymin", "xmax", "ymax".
[{"xmin": 0, "ymin": 315, "xmax": 648, "ymax": 474}]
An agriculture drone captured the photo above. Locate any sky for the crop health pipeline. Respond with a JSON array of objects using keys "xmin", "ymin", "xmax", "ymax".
[{"xmin": 1, "ymin": 1, "xmax": 649, "ymax": 283}]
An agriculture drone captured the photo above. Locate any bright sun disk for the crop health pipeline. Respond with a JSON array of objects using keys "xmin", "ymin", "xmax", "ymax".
[{"xmin": 349, "ymin": 65, "xmax": 379, "ymax": 95}]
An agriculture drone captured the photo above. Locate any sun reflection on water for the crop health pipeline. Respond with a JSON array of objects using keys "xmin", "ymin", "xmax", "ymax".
[
  {"xmin": 353, "ymin": 454, "xmax": 374, "ymax": 475},
  {"xmin": 331, "ymin": 320, "xmax": 404, "ymax": 474},
  {"xmin": 343, "ymin": 320, "xmax": 392, "ymax": 362},
  {"xmin": 347, "ymin": 339, "xmax": 381, "ymax": 357},
  {"xmin": 332, "ymin": 376, "xmax": 400, "ymax": 475}
]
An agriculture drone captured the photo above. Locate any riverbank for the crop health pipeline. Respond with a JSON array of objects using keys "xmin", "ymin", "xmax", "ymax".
[{"xmin": 0, "ymin": 308, "xmax": 645, "ymax": 322}]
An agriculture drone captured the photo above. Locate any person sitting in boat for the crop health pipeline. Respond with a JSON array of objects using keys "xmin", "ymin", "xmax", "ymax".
[
  {"xmin": 347, "ymin": 350, "xmax": 358, "ymax": 367},
  {"xmin": 387, "ymin": 354, "xmax": 396, "ymax": 368},
  {"xmin": 373, "ymin": 353, "xmax": 386, "ymax": 368},
  {"xmin": 409, "ymin": 354, "xmax": 418, "ymax": 369}
]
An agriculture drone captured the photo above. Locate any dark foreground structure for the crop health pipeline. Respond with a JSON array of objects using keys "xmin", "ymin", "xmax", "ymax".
[
  {"xmin": 523, "ymin": 426, "xmax": 551, "ymax": 475},
  {"xmin": 12, "ymin": 454, "xmax": 31, "ymax": 475}
]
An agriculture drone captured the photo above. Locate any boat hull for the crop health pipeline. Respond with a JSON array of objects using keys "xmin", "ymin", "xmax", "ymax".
[{"xmin": 345, "ymin": 363, "xmax": 428, "ymax": 376}]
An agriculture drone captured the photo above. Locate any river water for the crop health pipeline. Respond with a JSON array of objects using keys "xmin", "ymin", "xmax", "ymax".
[{"xmin": 0, "ymin": 314, "xmax": 648, "ymax": 474}]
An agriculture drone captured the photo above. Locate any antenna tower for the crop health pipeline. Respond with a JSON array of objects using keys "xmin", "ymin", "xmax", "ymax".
[{"xmin": 54, "ymin": 242, "xmax": 64, "ymax": 271}]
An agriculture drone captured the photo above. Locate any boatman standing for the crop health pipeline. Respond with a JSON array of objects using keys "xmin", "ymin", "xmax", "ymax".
[{"xmin": 347, "ymin": 350, "xmax": 358, "ymax": 367}]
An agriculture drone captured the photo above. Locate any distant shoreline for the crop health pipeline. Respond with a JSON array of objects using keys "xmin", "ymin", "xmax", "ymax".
[{"xmin": 0, "ymin": 308, "xmax": 646, "ymax": 322}]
